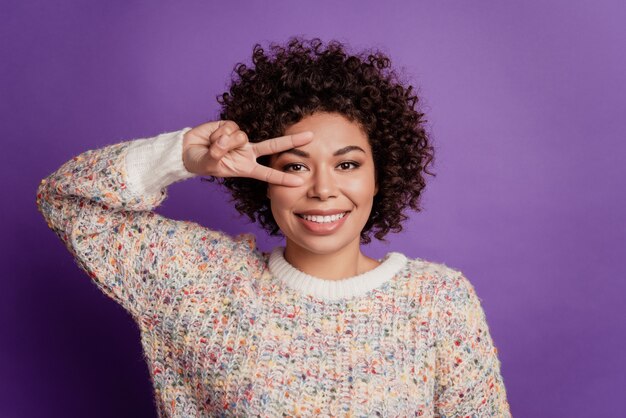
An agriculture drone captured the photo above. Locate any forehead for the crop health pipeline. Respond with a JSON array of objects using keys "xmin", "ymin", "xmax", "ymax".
[{"xmin": 282, "ymin": 112, "xmax": 370, "ymax": 149}]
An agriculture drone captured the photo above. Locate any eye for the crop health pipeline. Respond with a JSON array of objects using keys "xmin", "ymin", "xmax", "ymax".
[
  {"xmin": 282, "ymin": 163, "xmax": 308, "ymax": 172},
  {"xmin": 337, "ymin": 161, "xmax": 360, "ymax": 170}
]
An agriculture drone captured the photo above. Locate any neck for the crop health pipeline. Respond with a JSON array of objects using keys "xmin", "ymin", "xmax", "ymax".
[{"xmin": 283, "ymin": 237, "xmax": 380, "ymax": 280}]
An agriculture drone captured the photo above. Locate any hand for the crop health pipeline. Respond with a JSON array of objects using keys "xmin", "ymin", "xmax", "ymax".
[{"xmin": 182, "ymin": 120, "xmax": 313, "ymax": 187}]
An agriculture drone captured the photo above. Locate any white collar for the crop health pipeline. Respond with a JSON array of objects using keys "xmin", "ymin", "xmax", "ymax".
[{"xmin": 268, "ymin": 247, "xmax": 408, "ymax": 301}]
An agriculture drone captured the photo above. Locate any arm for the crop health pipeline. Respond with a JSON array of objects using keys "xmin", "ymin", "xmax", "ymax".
[
  {"xmin": 37, "ymin": 121, "xmax": 313, "ymax": 320},
  {"xmin": 433, "ymin": 272, "xmax": 512, "ymax": 417},
  {"xmin": 36, "ymin": 128, "xmax": 237, "ymax": 319}
]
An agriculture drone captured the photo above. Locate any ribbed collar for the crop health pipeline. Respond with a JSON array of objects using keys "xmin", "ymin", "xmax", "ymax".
[{"xmin": 268, "ymin": 247, "xmax": 408, "ymax": 301}]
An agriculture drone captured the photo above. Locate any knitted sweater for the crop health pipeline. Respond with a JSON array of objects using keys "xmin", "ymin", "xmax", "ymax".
[{"xmin": 36, "ymin": 128, "xmax": 512, "ymax": 417}]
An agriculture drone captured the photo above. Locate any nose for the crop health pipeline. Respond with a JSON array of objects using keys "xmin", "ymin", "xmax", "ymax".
[{"xmin": 306, "ymin": 166, "xmax": 338, "ymax": 200}]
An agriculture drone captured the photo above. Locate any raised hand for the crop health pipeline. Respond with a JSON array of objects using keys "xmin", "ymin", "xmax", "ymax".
[{"xmin": 182, "ymin": 120, "xmax": 313, "ymax": 187}]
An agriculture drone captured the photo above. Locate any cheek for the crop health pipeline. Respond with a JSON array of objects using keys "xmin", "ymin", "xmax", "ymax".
[
  {"xmin": 267, "ymin": 186, "xmax": 299, "ymax": 213},
  {"xmin": 342, "ymin": 172, "xmax": 377, "ymax": 203}
]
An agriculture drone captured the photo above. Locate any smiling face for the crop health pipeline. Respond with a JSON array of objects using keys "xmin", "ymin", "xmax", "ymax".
[{"xmin": 267, "ymin": 112, "xmax": 378, "ymax": 258}]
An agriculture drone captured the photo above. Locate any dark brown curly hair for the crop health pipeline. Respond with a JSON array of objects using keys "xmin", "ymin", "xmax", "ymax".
[{"xmin": 207, "ymin": 37, "xmax": 435, "ymax": 243}]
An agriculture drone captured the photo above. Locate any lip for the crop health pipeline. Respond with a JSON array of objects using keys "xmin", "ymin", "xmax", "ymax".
[
  {"xmin": 295, "ymin": 211, "xmax": 350, "ymax": 235},
  {"xmin": 295, "ymin": 209, "xmax": 351, "ymax": 216}
]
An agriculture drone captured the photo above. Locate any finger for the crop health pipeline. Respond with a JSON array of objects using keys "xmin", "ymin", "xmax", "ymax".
[
  {"xmin": 208, "ymin": 140, "xmax": 229, "ymax": 161},
  {"xmin": 249, "ymin": 164, "xmax": 305, "ymax": 187},
  {"xmin": 227, "ymin": 130, "xmax": 248, "ymax": 148},
  {"xmin": 184, "ymin": 120, "xmax": 224, "ymax": 144},
  {"xmin": 253, "ymin": 131, "xmax": 314, "ymax": 157},
  {"xmin": 214, "ymin": 130, "xmax": 248, "ymax": 151},
  {"xmin": 210, "ymin": 121, "xmax": 240, "ymax": 144},
  {"xmin": 219, "ymin": 120, "xmax": 239, "ymax": 134}
]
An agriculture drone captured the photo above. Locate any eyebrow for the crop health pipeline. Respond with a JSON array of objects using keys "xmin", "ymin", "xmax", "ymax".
[{"xmin": 276, "ymin": 145, "xmax": 366, "ymax": 159}]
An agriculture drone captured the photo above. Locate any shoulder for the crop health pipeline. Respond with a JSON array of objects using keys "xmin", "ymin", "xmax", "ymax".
[
  {"xmin": 400, "ymin": 255, "xmax": 465, "ymax": 289},
  {"xmin": 399, "ymin": 255, "xmax": 481, "ymax": 309},
  {"xmin": 153, "ymin": 219, "xmax": 264, "ymax": 272},
  {"xmin": 224, "ymin": 232, "xmax": 269, "ymax": 274},
  {"xmin": 403, "ymin": 256, "xmax": 464, "ymax": 281}
]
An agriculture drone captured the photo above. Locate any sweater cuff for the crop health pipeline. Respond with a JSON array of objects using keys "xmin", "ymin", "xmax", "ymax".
[{"xmin": 125, "ymin": 127, "xmax": 195, "ymax": 198}]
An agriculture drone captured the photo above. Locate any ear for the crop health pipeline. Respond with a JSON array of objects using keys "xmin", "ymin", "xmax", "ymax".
[
  {"xmin": 374, "ymin": 182, "xmax": 379, "ymax": 196},
  {"xmin": 266, "ymin": 185, "xmax": 271, "ymax": 200}
]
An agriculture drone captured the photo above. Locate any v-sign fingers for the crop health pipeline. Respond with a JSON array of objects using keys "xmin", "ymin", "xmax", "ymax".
[
  {"xmin": 249, "ymin": 164, "xmax": 304, "ymax": 187},
  {"xmin": 253, "ymin": 131, "xmax": 314, "ymax": 157}
]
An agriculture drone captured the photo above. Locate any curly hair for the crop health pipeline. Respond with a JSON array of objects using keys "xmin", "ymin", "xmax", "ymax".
[{"xmin": 208, "ymin": 37, "xmax": 435, "ymax": 243}]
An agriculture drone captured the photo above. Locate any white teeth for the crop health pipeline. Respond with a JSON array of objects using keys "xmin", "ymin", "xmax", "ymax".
[{"xmin": 300, "ymin": 212, "xmax": 347, "ymax": 223}]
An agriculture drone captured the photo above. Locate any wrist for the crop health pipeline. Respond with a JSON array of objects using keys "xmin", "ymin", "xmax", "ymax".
[{"xmin": 125, "ymin": 127, "xmax": 195, "ymax": 197}]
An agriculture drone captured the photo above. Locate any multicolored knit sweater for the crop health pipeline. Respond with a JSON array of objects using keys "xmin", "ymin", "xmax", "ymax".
[{"xmin": 36, "ymin": 128, "xmax": 511, "ymax": 417}]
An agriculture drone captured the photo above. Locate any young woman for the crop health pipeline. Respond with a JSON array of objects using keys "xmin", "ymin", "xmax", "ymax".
[{"xmin": 37, "ymin": 38, "xmax": 511, "ymax": 417}]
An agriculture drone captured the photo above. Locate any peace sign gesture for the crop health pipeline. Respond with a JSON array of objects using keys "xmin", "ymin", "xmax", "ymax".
[{"xmin": 182, "ymin": 120, "xmax": 313, "ymax": 187}]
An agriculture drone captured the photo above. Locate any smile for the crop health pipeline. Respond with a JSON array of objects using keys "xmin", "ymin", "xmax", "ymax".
[
  {"xmin": 294, "ymin": 211, "xmax": 351, "ymax": 234},
  {"xmin": 296, "ymin": 212, "xmax": 348, "ymax": 223}
]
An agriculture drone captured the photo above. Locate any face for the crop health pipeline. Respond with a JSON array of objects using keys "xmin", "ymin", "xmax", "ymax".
[{"xmin": 267, "ymin": 112, "xmax": 378, "ymax": 257}]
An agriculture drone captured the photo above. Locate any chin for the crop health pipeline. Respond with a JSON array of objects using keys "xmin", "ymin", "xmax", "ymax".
[{"xmin": 286, "ymin": 234, "xmax": 360, "ymax": 256}]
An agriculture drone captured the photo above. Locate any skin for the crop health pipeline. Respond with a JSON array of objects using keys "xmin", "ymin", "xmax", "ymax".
[
  {"xmin": 182, "ymin": 112, "xmax": 381, "ymax": 280},
  {"xmin": 267, "ymin": 112, "xmax": 381, "ymax": 279},
  {"xmin": 182, "ymin": 119, "xmax": 314, "ymax": 187}
]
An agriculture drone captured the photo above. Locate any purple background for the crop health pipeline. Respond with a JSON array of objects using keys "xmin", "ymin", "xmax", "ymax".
[{"xmin": 3, "ymin": 1, "xmax": 625, "ymax": 416}]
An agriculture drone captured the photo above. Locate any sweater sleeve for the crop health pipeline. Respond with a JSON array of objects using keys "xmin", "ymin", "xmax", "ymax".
[
  {"xmin": 36, "ymin": 128, "xmax": 246, "ymax": 320},
  {"xmin": 433, "ymin": 272, "xmax": 512, "ymax": 417}
]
